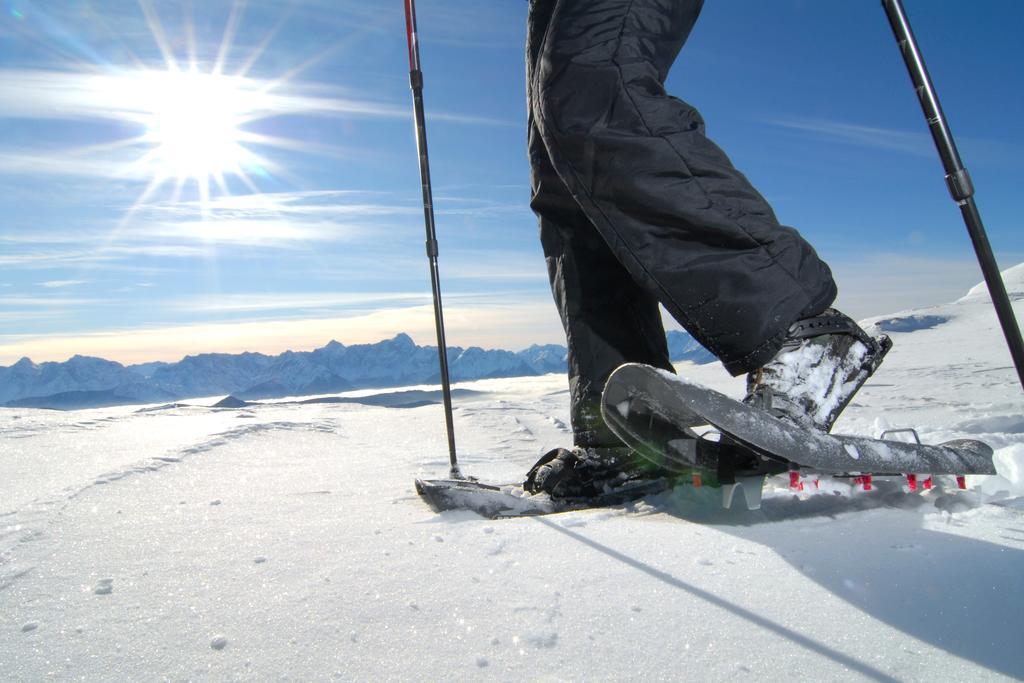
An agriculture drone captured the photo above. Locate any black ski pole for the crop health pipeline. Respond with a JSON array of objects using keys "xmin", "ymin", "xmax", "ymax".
[
  {"xmin": 882, "ymin": 0, "xmax": 1024, "ymax": 392},
  {"xmin": 404, "ymin": 0, "xmax": 462, "ymax": 478}
]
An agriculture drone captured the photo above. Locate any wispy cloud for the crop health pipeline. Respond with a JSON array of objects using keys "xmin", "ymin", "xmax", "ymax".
[
  {"xmin": 0, "ymin": 244, "xmax": 208, "ymax": 269},
  {"xmin": 137, "ymin": 218, "xmax": 359, "ymax": 248},
  {"xmin": 150, "ymin": 190, "xmax": 420, "ymax": 220},
  {"xmin": 1, "ymin": 191, "xmax": 422, "ymax": 265},
  {"xmin": 0, "ymin": 67, "xmax": 514, "ymax": 127},
  {"xmin": 766, "ymin": 117, "xmax": 933, "ymax": 156},
  {"xmin": 174, "ymin": 291, "xmax": 433, "ymax": 315},
  {"xmin": 0, "ymin": 151, "xmax": 144, "ymax": 181},
  {"xmin": 0, "ymin": 296, "xmax": 103, "ymax": 307},
  {"xmin": 38, "ymin": 280, "xmax": 88, "ymax": 288}
]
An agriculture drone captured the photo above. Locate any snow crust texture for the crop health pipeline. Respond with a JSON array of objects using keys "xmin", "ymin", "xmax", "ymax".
[{"xmin": 1, "ymin": 269, "xmax": 1023, "ymax": 680}]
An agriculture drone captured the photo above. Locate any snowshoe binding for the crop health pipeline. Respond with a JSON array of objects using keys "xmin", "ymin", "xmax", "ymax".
[{"xmin": 523, "ymin": 446, "xmax": 674, "ymax": 502}]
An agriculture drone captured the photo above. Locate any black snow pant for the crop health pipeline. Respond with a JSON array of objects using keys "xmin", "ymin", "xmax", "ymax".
[{"xmin": 527, "ymin": 0, "xmax": 837, "ymax": 448}]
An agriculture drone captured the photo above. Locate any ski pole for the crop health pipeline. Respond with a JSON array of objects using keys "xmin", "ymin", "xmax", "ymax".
[
  {"xmin": 882, "ymin": 0, "xmax": 1024, "ymax": 392},
  {"xmin": 404, "ymin": 0, "xmax": 462, "ymax": 478}
]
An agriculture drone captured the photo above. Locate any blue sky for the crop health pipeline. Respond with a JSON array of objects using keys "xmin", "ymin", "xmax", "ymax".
[{"xmin": 0, "ymin": 0, "xmax": 1020, "ymax": 365}]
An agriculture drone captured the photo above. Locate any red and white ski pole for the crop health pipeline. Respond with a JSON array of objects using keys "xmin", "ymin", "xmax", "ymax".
[{"xmin": 404, "ymin": 0, "xmax": 461, "ymax": 478}]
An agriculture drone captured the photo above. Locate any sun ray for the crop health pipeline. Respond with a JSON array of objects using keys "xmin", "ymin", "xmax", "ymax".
[
  {"xmin": 13, "ymin": 3, "xmax": 109, "ymax": 69},
  {"xmin": 183, "ymin": 0, "xmax": 197, "ymax": 71},
  {"xmin": 238, "ymin": 131, "xmax": 353, "ymax": 157},
  {"xmin": 234, "ymin": 170, "xmax": 264, "ymax": 198},
  {"xmin": 198, "ymin": 175, "xmax": 211, "ymax": 219},
  {"xmin": 213, "ymin": 170, "xmax": 232, "ymax": 198},
  {"xmin": 213, "ymin": 0, "xmax": 247, "ymax": 76},
  {"xmin": 257, "ymin": 43, "xmax": 344, "ymax": 97},
  {"xmin": 137, "ymin": 0, "xmax": 180, "ymax": 73},
  {"xmin": 235, "ymin": 5, "xmax": 296, "ymax": 80},
  {"xmin": 63, "ymin": 134, "xmax": 152, "ymax": 159},
  {"xmin": 172, "ymin": 176, "xmax": 187, "ymax": 206},
  {"xmin": 80, "ymin": 4, "xmax": 148, "ymax": 71}
]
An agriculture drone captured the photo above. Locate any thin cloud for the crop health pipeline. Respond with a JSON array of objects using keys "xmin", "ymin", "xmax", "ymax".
[
  {"xmin": 766, "ymin": 117, "xmax": 933, "ymax": 156},
  {"xmin": 99, "ymin": 245, "xmax": 210, "ymax": 259},
  {"xmin": 149, "ymin": 190, "xmax": 421, "ymax": 220},
  {"xmin": 137, "ymin": 218, "xmax": 361, "ymax": 247},
  {"xmin": 0, "ymin": 67, "xmax": 514, "ymax": 127},
  {"xmin": 0, "ymin": 296, "xmax": 103, "ymax": 307},
  {"xmin": 0, "ymin": 151, "xmax": 144, "ymax": 180},
  {"xmin": 38, "ymin": 280, "xmax": 88, "ymax": 288},
  {"xmin": 0, "ymin": 250, "xmax": 118, "ymax": 268},
  {"xmin": 174, "ymin": 291, "xmax": 434, "ymax": 315},
  {"xmin": 0, "ymin": 244, "xmax": 209, "ymax": 269}
]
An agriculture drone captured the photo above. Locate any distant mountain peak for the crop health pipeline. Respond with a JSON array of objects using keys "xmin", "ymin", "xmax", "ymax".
[{"xmin": 392, "ymin": 332, "xmax": 414, "ymax": 345}]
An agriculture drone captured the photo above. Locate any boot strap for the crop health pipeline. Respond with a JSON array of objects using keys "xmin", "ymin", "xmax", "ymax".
[{"xmin": 786, "ymin": 309, "xmax": 873, "ymax": 346}]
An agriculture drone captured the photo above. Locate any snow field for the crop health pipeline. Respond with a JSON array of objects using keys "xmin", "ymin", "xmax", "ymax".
[{"xmin": 2, "ymin": 271, "xmax": 1023, "ymax": 680}]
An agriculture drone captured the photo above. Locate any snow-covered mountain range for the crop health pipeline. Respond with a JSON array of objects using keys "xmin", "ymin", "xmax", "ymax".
[{"xmin": 0, "ymin": 330, "xmax": 713, "ymax": 409}]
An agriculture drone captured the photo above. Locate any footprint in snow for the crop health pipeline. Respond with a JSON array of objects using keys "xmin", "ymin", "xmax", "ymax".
[
  {"xmin": 21, "ymin": 622, "xmax": 38, "ymax": 633},
  {"xmin": 94, "ymin": 578, "xmax": 113, "ymax": 595},
  {"xmin": 210, "ymin": 635, "xmax": 229, "ymax": 650}
]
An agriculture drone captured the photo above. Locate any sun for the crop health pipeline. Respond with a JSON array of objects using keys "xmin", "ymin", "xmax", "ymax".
[
  {"xmin": 143, "ymin": 71, "xmax": 248, "ymax": 181},
  {"xmin": 83, "ymin": 2, "xmax": 328, "ymax": 219},
  {"xmin": 129, "ymin": 70, "xmax": 262, "ymax": 191},
  {"xmin": 98, "ymin": 66, "xmax": 275, "ymax": 214}
]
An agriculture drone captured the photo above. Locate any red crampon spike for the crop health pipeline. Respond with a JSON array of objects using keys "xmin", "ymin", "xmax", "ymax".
[
  {"xmin": 692, "ymin": 473, "xmax": 702, "ymax": 488},
  {"xmin": 906, "ymin": 473, "xmax": 918, "ymax": 492},
  {"xmin": 922, "ymin": 476, "xmax": 933, "ymax": 490},
  {"xmin": 956, "ymin": 475, "xmax": 967, "ymax": 490},
  {"xmin": 789, "ymin": 471, "xmax": 801, "ymax": 490},
  {"xmin": 862, "ymin": 474, "xmax": 873, "ymax": 491}
]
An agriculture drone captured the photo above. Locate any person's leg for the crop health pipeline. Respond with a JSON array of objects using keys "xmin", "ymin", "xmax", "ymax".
[
  {"xmin": 528, "ymin": 0, "xmax": 673, "ymax": 449},
  {"xmin": 531, "ymin": 0, "xmax": 837, "ymax": 377}
]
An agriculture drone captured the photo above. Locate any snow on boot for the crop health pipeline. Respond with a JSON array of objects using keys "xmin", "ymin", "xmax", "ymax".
[
  {"xmin": 523, "ymin": 446, "xmax": 671, "ymax": 501},
  {"xmin": 744, "ymin": 308, "xmax": 892, "ymax": 432}
]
